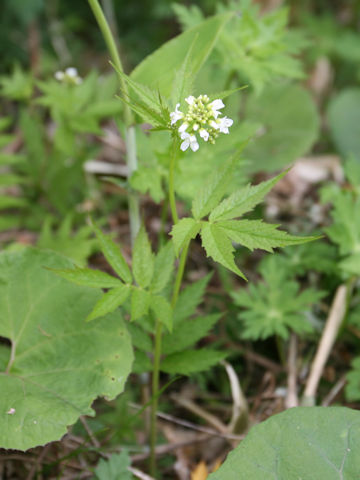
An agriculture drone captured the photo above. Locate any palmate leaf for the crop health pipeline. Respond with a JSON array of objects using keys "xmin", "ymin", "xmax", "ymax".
[
  {"xmin": 209, "ymin": 407, "xmax": 360, "ymax": 480},
  {"xmin": 150, "ymin": 295, "xmax": 173, "ymax": 332},
  {"xmin": 170, "ymin": 217, "xmax": 202, "ymax": 255},
  {"xmin": 94, "ymin": 451, "xmax": 132, "ymax": 480},
  {"xmin": 192, "ymin": 157, "xmax": 236, "ymax": 220},
  {"xmin": 200, "ymin": 223, "xmax": 246, "ymax": 279},
  {"xmin": 87, "ymin": 284, "xmax": 131, "ymax": 322},
  {"xmin": 209, "ymin": 171, "xmax": 287, "ymax": 222},
  {"xmin": 0, "ymin": 248, "xmax": 133, "ymax": 451},
  {"xmin": 173, "ymin": 273, "xmax": 212, "ymax": 324}
]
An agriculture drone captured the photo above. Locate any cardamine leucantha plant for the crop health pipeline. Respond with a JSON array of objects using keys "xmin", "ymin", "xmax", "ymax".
[{"xmin": 0, "ymin": 1, "xmax": 324, "ymax": 477}]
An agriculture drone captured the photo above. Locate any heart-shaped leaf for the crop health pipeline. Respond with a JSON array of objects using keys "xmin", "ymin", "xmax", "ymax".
[{"xmin": 0, "ymin": 248, "xmax": 133, "ymax": 451}]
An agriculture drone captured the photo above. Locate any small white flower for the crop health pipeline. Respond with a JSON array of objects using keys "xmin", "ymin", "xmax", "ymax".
[
  {"xmin": 209, "ymin": 98, "xmax": 225, "ymax": 118},
  {"xmin": 180, "ymin": 132, "xmax": 199, "ymax": 152},
  {"xmin": 170, "ymin": 103, "xmax": 184, "ymax": 125},
  {"xmin": 185, "ymin": 95, "xmax": 195, "ymax": 105},
  {"xmin": 216, "ymin": 116, "xmax": 233, "ymax": 134},
  {"xmin": 65, "ymin": 67, "xmax": 78, "ymax": 77},
  {"xmin": 178, "ymin": 122, "xmax": 189, "ymax": 134},
  {"xmin": 54, "ymin": 71, "xmax": 64, "ymax": 81},
  {"xmin": 7, "ymin": 408, "xmax": 15, "ymax": 415},
  {"xmin": 199, "ymin": 128, "xmax": 209, "ymax": 141}
]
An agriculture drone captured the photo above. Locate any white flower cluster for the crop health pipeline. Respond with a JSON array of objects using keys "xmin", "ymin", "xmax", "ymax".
[
  {"xmin": 170, "ymin": 95, "xmax": 233, "ymax": 152},
  {"xmin": 54, "ymin": 67, "xmax": 82, "ymax": 86}
]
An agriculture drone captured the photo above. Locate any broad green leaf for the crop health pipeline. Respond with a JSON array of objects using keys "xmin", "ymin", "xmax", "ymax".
[
  {"xmin": 173, "ymin": 273, "xmax": 212, "ymax": 324},
  {"xmin": 91, "ymin": 222, "xmax": 132, "ymax": 284},
  {"xmin": 170, "ymin": 217, "xmax": 202, "ymax": 256},
  {"xmin": 244, "ymin": 84, "xmax": 319, "ymax": 172},
  {"xmin": 131, "ymin": 13, "xmax": 233, "ymax": 98},
  {"xmin": 192, "ymin": 158, "xmax": 236, "ymax": 220},
  {"xmin": 200, "ymin": 222, "xmax": 246, "ymax": 279},
  {"xmin": 328, "ymin": 89, "xmax": 360, "ymax": 159},
  {"xmin": 150, "ymin": 295, "xmax": 173, "ymax": 332},
  {"xmin": 209, "ymin": 171, "xmax": 287, "ymax": 222},
  {"xmin": 218, "ymin": 220, "xmax": 319, "ymax": 252},
  {"xmin": 94, "ymin": 451, "xmax": 132, "ymax": 480},
  {"xmin": 87, "ymin": 284, "xmax": 130, "ymax": 322},
  {"xmin": 170, "ymin": 37, "xmax": 197, "ymax": 108},
  {"xmin": 132, "ymin": 225, "xmax": 154, "ymax": 288},
  {"xmin": 0, "ymin": 248, "xmax": 133, "ymax": 451},
  {"xmin": 52, "ymin": 266, "xmax": 122, "ymax": 289},
  {"xmin": 151, "ymin": 242, "xmax": 175, "ymax": 294},
  {"xmin": 163, "ymin": 313, "xmax": 221, "ymax": 355},
  {"xmin": 161, "ymin": 348, "xmax": 227, "ymax": 375},
  {"xmin": 209, "ymin": 407, "xmax": 360, "ymax": 480},
  {"xmin": 130, "ymin": 288, "xmax": 150, "ymax": 321}
]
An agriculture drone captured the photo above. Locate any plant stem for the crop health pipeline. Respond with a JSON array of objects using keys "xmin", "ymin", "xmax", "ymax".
[
  {"xmin": 168, "ymin": 137, "xmax": 179, "ymax": 225},
  {"xmin": 88, "ymin": 0, "xmax": 140, "ymax": 243}
]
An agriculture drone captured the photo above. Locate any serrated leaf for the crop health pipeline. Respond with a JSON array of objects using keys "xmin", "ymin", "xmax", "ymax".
[
  {"xmin": 0, "ymin": 248, "xmax": 133, "ymax": 451},
  {"xmin": 151, "ymin": 242, "xmax": 175, "ymax": 293},
  {"xmin": 161, "ymin": 348, "xmax": 227, "ymax": 375},
  {"xmin": 209, "ymin": 171, "xmax": 287, "ymax": 222},
  {"xmin": 170, "ymin": 217, "xmax": 202, "ymax": 256},
  {"xmin": 87, "ymin": 284, "xmax": 130, "ymax": 322},
  {"xmin": 163, "ymin": 313, "xmax": 221, "ymax": 355},
  {"xmin": 131, "ymin": 288, "xmax": 150, "ymax": 321},
  {"xmin": 52, "ymin": 267, "xmax": 122, "ymax": 289},
  {"xmin": 91, "ymin": 222, "xmax": 132, "ymax": 284},
  {"xmin": 131, "ymin": 13, "xmax": 233, "ymax": 98},
  {"xmin": 200, "ymin": 222, "xmax": 246, "ymax": 279},
  {"xmin": 192, "ymin": 158, "xmax": 236, "ymax": 220},
  {"xmin": 209, "ymin": 407, "xmax": 360, "ymax": 480},
  {"xmin": 218, "ymin": 220, "xmax": 319, "ymax": 252},
  {"xmin": 151, "ymin": 295, "xmax": 173, "ymax": 332},
  {"xmin": 170, "ymin": 36, "xmax": 197, "ymax": 107},
  {"xmin": 132, "ymin": 225, "xmax": 154, "ymax": 288},
  {"xmin": 173, "ymin": 273, "xmax": 212, "ymax": 324}
]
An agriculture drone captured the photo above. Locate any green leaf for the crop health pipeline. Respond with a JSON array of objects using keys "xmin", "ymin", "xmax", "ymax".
[
  {"xmin": 151, "ymin": 242, "xmax": 175, "ymax": 294},
  {"xmin": 209, "ymin": 407, "xmax": 360, "ymax": 480},
  {"xmin": 163, "ymin": 313, "xmax": 221, "ymax": 355},
  {"xmin": 52, "ymin": 266, "xmax": 122, "ymax": 289},
  {"xmin": 131, "ymin": 13, "xmax": 233, "ymax": 98},
  {"xmin": 131, "ymin": 288, "xmax": 150, "ymax": 321},
  {"xmin": 170, "ymin": 217, "xmax": 202, "ymax": 256},
  {"xmin": 173, "ymin": 273, "xmax": 212, "ymax": 324},
  {"xmin": 132, "ymin": 225, "xmax": 154, "ymax": 288},
  {"xmin": 170, "ymin": 36, "xmax": 197, "ymax": 107},
  {"xmin": 328, "ymin": 88, "xmax": 360, "ymax": 158},
  {"xmin": 192, "ymin": 158, "xmax": 236, "ymax": 220},
  {"xmin": 0, "ymin": 248, "xmax": 133, "ymax": 451},
  {"xmin": 150, "ymin": 295, "xmax": 173, "ymax": 332},
  {"xmin": 346, "ymin": 357, "xmax": 360, "ymax": 401},
  {"xmin": 94, "ymin": 451, "xmax": 132, "ymax": 480},
  {"xmin": 209, "ymin": 171, "xmax": 287, "ymax": 222},
  {"xmin": 87, "ymin": 284, "xmax": 130, "ymax": 322},
  {"xmin": 161, "ymin": 349, "xmax": 227, "ymax": 375},
  {"xmin": 218, "ymin": 220, "xmax": 319, "ymax": 252},
  {"xmin": 200, "ymin": 222, "xmax": 246, "ymax": 279},
  {"xmin": 244, "ymin": 84, "xmax": 319, "ymax": 172},
  {"xmin": 127, "ymin": 323, "xmax": 152, "ymax": 352},
  {"xmin": 91, "ymin": 222, "xmax": 132, "ymax": 284}
]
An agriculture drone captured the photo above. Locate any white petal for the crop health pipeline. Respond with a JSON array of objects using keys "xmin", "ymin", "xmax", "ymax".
[
  {"xmin": 180, "ymin": 131, "xmax": 190, "ymax": 140},
  {"xmin": 210, "ymin": 120, "xmax": 220, "ymax": 130},
  {"xmin": 180, "ymin": 139, "xmax": 190, "ymax": 151},
  {"xmin": 199, "ymin": 129, "xmax": 209, "ymax": 141},
  {"xmin": 185, "ymin": 95, "xmax": 195, "ymax": 105},
  {"xmin": 66, "ymin": 67, "xmax": 78, "ymax": 77},
  {"xmin": 210, "ymin": 99, "xmax": 225, "ymax": 110},
  {"xmin": 54, "ymin": 71, "xmax": 64, "ymax": 81},
  {"xmin": 178, "ymin": 122, "xmax": 189, "ymax": 133},
  {"xmin": 190, "ymin": 141, "xmax": 199, "ymax": 152}
]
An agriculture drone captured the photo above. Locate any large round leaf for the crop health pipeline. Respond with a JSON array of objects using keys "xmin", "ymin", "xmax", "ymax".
[
  {"xmin": 0, "ymin": 248, "xmax": 133, "ymax": 451},
  {"xmin": 244, "ymin": 84, "xmax": 319, "ymax": 172},
  {"xmin": 209, "ymin": 407, "xmax": 360, "ymax": 479},
  {"xmin": 328, "ymin": 88, "xmax": 360, "ymax": 159}
]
